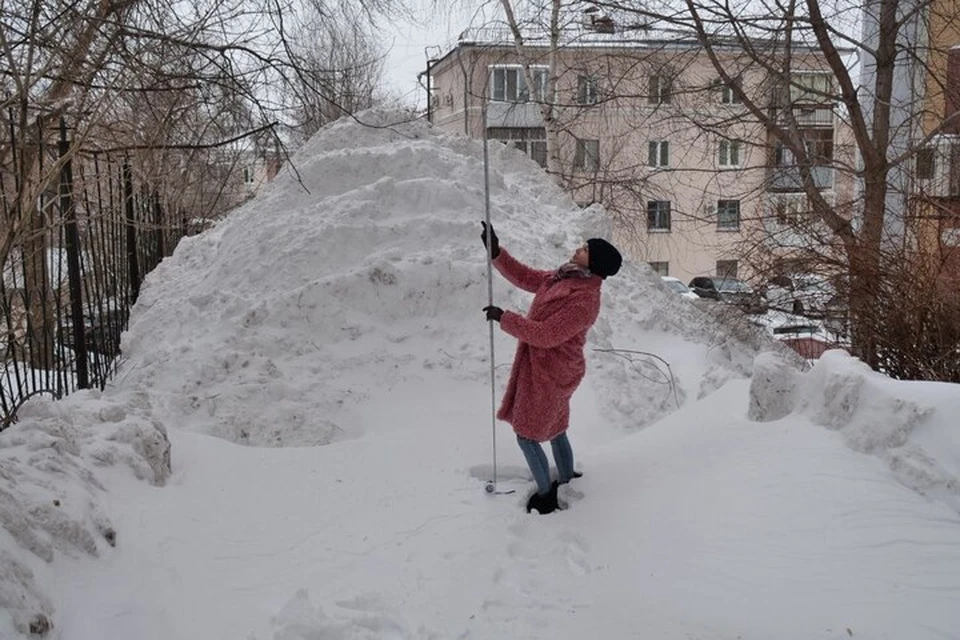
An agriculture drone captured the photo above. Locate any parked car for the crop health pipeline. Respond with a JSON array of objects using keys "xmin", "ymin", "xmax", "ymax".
[
  {"xmin": 762, "ymin": 273, "xmax": 844, "ymax": 321},
  {"xmin": 750, "ymin": 310, "xmax": 838, "ymax": 361},
  {"xmin": 688, "ymin": 275, "xmax": 766, "ymax": 313},
  {"xmin": 660, "ymin": 276, "xmax": 700, "ymax": 300}
]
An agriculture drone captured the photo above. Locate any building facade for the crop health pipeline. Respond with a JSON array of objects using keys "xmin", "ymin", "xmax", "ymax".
[
  {"xmin": 906, "ymin": 0, "xmax": 960, "ymax": 283},
  {"xmin": 428, "ymin": 20, "xmax": 856, "ymax": 286}
]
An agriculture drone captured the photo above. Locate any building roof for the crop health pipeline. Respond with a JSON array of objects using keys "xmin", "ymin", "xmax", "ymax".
[{"xmin": 431, "ymin": 20, "xmax": 847, "ymax": 73}]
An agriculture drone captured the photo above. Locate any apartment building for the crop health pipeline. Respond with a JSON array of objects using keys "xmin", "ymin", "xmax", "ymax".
[
  {"xmin": 427, "ymin": 18, "xmax": 855, "ymax": 286},
  {"xmin": 905, "ymin": 0, "xmax": 960, "ymax": 282}
]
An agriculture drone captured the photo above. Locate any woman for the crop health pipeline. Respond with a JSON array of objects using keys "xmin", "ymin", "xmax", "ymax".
[{"xmin": 480, "ymin": 222, "xmax": 622, "ymax": 514}]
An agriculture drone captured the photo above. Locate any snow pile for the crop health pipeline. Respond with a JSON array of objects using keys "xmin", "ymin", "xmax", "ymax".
[
  {"xmin": 116, "ymin": 108, "xmax": 787, "ymax": 447},
  {"xmin": 0, "ymin": 391, "xmax": 169, "ymax": 635},
  {"xmin": 750, "ymin": 349, "xmax": 960, "ymax": 513}
]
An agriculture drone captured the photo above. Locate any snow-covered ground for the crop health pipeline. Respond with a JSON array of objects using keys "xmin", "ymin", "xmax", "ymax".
[{"xmin": 2, "ymin": 110, "xmax": 959, "ymax": 639}]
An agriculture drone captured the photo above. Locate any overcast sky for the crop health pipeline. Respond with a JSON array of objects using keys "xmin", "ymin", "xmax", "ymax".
[
  {"xmin": 382, "ymin": 3, "xmax": 497, "ymax": 108},
  {"xmin": 380, "ymin": 1, "xmax": 865, "ymax": 109}
]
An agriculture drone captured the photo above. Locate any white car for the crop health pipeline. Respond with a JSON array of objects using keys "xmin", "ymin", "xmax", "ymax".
[{"xmin": 661, "ymin": 276, "xmax": 699, "ymax": 300}]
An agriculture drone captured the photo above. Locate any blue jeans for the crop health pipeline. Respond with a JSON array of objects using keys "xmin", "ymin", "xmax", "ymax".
[{"xmin": 516, "ymin": 432, "xmax": 575, "ymax": 495}]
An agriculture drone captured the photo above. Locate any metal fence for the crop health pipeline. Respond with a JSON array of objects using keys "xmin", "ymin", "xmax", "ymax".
[{"xmin": 1, "ymin": 117, "xmax": 194, "ymax": 429}]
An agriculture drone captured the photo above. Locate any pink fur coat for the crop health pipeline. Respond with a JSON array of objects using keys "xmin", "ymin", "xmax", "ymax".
[{"xmin": 493, "ymin": 249, "xmax": 602, "ymax": 442}]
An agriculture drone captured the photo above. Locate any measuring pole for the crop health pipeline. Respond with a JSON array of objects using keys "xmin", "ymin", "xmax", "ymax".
[{"xmin": 481, "ymin": 113, "xmax": 499, "ymax": 492}]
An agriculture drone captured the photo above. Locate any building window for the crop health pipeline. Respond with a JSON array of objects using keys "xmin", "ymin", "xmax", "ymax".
[
  {"xmin": 774, "ymin": 130, "xmax": 834, "ymax": 166},
  {"xmin": 721, "ymin": 81, "xmax": 741, "ymax": 104},
  {"xmin": 648, "ymin": 140, "xmax": 670, "ymax": 168},
  {"xmin": 648, "ymin": 261, "xmax": 669, "ymax": 276},
  {"xmin": 772, "ymin": 195, "xmax": 807, "ymax": 225},
  {"xmin": 647, "ymin": 201, "xmax": 671, "ymax": 231},
  {"xmin": 488, "ymin": 127, "xmax": 547, "ymax": 167},
  {"xmin": 491, "ymin": 66, "xmax": 548, "ymax": 102},
  {"xmin": 773, "ymin": 142, "xmax": 794, "ymax": 166},
  {"xmin": 577, "ymin": 75, "xmax": 598, "ymax": 105},
  {"xmin": 950, "ymin": 143, "xmax": 960, "ymax": 196},
  {"xmin": 574, "ymin": 138, "xmax": 600, "ymax": 171},
  {"xmin": 916, "ymin": 148, "xmax": 935, "ymax": 180},
  {"xmin": 716, "ymin": 259, "xmax": 738, "ymax": 278},
  {"xmin": 804, "ymin": 129, "xmax": 834, "ymax": 163},
  {"xmin": 790, "ymin": 72, "xmax": 833, "ymax": 104},
  {"xmin": 648, "ymin": 74, "xmax": 672, "ymax": 104},
  {"xmin": 717, "ymin": 200, "xmax": 741, "ymax": 230},
  {"xmin": 719, "ymin": 140, "xmax": 741, "ymax": 167},
  {"xmin": 243, "ymin": 167, "xmax": 255, "ymax": 184}
]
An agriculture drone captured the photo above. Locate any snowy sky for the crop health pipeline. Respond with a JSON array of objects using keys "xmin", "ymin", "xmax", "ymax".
[
  {"xmin": 1, "ymin": 109, "xmax": 959, "ymax": 639},
  {"xmin": 381, "ymin": 1, "xmax": 866, "ymax": 108},
  {"xmin": 383, "ymin": 3, "xmax": 495, "ymax": 107}
]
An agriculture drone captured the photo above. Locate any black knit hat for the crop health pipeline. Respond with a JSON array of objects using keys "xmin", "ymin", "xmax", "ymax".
[{"xmin": 587, "ymin": 238, "xmax": 622, "ymax": 279}]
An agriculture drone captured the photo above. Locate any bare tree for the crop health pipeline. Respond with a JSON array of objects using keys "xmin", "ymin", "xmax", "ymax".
[
  {"xmin": 445, "ymin": 0, "xmax": 707, "ymax": 244},
  {"xmin": 436, "ymin": 0, "xmax": 960, "ymax": 378},
  {"xmin": 284, "ymin": 3, "xmax": 388, "ymax": 143},
  {"xmin": 575, "ymin": 0, "xmax": 960, "ymax": 377},
  {"xmin": 0, "ymin": 0, "xmax": 400, "ymax": 367},
  {"xmin": 497, "ymin": 0, "xmax": 567, "ymax": 178}
]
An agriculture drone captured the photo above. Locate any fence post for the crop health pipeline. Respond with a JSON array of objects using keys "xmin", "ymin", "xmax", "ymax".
[
  {"xmin": 60, "ymin": 119, "xmax": 88, "ymax": 389},
  {"xmin": 123, "ymin": 160, "xmax": 141, "ymax": 303}
]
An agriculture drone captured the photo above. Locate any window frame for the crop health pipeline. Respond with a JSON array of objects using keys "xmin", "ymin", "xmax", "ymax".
[
  {"xmin": 577, "ymin": 74, "xmax": 598, "ymax": 105},
  {"xmin": 721, "ymin": 81, "xmax": 742, "ymax": 105},
  {"xmin": 772, "ymin": 194, "xmax": 808, "ymax": 226},
  {"xmin": 648, "ymin": 140, "xmax": 670, "ymax": 168},
  {"xmin": 718, "ymin": 139, "xmax": 741, "ymax": 167},
  {"xmin": 716, "ymin": 199, "xmax": 741, "ymax": 231},
  {"xmin": 647, "ymin": 200, "xmax": 672, "ymax": 232},
  {"xmin": 490, "ymin": 65, "xmax": 548, "ymax": 103},
  {"xmin": 574, "ymin": 138, "xmax": 600, "ymax": 171},
  {"xmin": 790, "ymin": 72, "xmax": 834, "ymax": 105},
  {"xmin": 487, "ymin": 127, "xmax": 548, "ymax": 168},
  {"xmin": 648, "ymin": 73, "xmax": 673, "ymax": 105},
  {"xmin": 774, "ymin": 130, "xmax": 834, "ymax": 166},
  {"xmin": 916, "ymin": 148, "xmax": 935, "ymax": 180}
]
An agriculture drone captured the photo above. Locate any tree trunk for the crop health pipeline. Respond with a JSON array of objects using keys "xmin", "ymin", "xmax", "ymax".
[
  {"xmin": 849, "ymin": 170, "xmax": 888, "ymax": 369},
  {"xmin": 23, "ymin": 195, "xmax": 53, "ymax": 371},
  {"xmin": 499, "ymin": 0, "xmax": 564, "ymax": 183}
]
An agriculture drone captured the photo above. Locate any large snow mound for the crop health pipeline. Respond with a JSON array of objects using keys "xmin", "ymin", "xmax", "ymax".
[{"xmin": 118, "ymin": 108, "xmax": 791, "ymax": 447}]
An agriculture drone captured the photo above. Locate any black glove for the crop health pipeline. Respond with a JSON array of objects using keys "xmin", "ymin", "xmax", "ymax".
[
  {"xmin": 480, "ymin": 221, "xmax": 500, "ymax": 258},
  {"xmin": 483, "ymin": 305, "xmax": 504, "ymax": 322}
]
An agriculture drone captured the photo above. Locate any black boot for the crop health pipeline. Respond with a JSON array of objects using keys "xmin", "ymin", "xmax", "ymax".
[
  {"xmin": 526, "ymin": 481, "xmax": 561, "ymax": 515},
  {"xmin": 525, "ymin": 491, "xmax": 543, "ymax": 514}
]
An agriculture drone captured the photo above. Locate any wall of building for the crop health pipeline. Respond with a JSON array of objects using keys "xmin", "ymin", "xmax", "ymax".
[
  {"xmin": 921, "ymin": 0, "xmax": 960, "ymax": 136},
  {"xmin": 429, "ymin": 38, "xmax": 853, "ymax": 286}
]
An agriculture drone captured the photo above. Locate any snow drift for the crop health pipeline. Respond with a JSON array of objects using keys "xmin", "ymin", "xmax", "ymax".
[
  {"xmin": 751, "ymin": 349, "xmax": 960, "ymax": 512},
  {"xmin": 0, "ymin": 391, "xmax": 169, "ymax": 634}
]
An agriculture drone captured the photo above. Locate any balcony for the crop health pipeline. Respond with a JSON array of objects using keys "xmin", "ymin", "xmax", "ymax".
[
  {"xmin": 485, "ymin": 101, "xmax": 544, "ymax": 128},
  {"xmin": 914, "ymin": 134, "xmax": 960, "ymax": 198},
  {"xmin": 771, "ymin": 106, "xmax": 834, "ymax": 128},
  {"xmin": 768, "ymin": 165, "xmax": 834, "ymax": 192}
]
